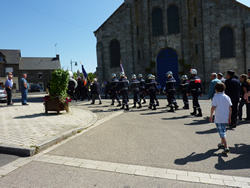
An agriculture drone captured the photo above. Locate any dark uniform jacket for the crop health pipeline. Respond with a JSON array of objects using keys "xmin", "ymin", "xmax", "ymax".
[
  {"xmin": 188, "ymin": 75, "xmax": 202, "ymax": 94},
  {"xmin": 178, "ymin": 80, "xmax": 189, "ymax": 93},
  {"xmin": 146, "ymin": 79, "xmax": 158, "ymax": 92},
  {"xmin": 138, "ymin": 78, "xmax": 146, "ymax": 91},
  {"xmin": 225, "ymin": 77, "xmax": 240, "ymax": 102},
  {"xmin": 118, "ymin": 77, "xmax": 129, "ymax": 91},
  {"xmin": 91, "ymin": 82, "xmax": 101, "ymax": 95},
  {"xmin": 130, "ymin": 79, "xmax": 140, "ymax": 93},
  {"xmin": 110, "ymin": 78, "xmax": 119, "ymax": 91},
  {"xmin": 165, "ymin": 77, "xmax": 176, "ymax": 94}
]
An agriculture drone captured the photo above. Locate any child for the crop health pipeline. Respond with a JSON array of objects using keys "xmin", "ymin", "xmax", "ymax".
[{"xmin": 209, "ymin": 82, "xmax": 232, "ymax": 154}]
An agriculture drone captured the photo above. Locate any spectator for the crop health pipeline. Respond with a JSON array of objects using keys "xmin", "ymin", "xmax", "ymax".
[
  {"xmin": 209, "ymin": 82, "xmax": 232, "ymax": 154},
  {"xmin": 157, "ymin": 83, "xmax": 162, "ymax": 94},
  {"xmin": 208, "ymin": 73, "xmax": 221, "ymax": 100},
  {"xmin": 238, "ymin": 74, "xmax": 250, "ymax": 121},
  {"xmin": 20, "ymin": 73, "xmax": 29, "ymax": 105},
  {"xmin": 6, "ymin": 72, "xmax": 14, "ymax": 104},
  {"xmin": 225, "ymin": 70, "xmax": 240, "ymax": 128},
  {"xmin": 90, "ymin": 78, "xmax": 102, "ymax": 105},
  {"xmin": 217, "ymin": 73, "xmax": 226, "ymax": 83},
  {"xmin": 5, "ymin": 75, "xmax": 13, "ymax": 106}
]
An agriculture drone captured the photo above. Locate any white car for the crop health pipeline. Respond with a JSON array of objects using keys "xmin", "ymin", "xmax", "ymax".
[{"xmin": 0, "ymin": 86, "xmax": 7, "ymax": 102}]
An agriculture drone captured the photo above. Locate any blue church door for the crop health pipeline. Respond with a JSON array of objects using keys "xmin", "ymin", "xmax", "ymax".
[{"xmin": 157, "ymin": 49, "xmax": 179, "ymax": 87}]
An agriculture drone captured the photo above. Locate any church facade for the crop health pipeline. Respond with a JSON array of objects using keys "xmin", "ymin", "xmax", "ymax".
[{"xmin": 94, "ymin": 0, "xmax": 250, "ymax": 91}]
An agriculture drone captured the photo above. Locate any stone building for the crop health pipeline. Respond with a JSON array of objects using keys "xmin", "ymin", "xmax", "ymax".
[
  {"xmin": 94, "ymin": 0, "xmax": 250, "ymax": 91},
  {"xmin": 0, "ymin": 49, "xmax": 61, "ymax": 92}
]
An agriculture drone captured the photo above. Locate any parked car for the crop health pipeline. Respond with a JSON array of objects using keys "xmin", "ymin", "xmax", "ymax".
[
  {"xmin": 31, "ymin": 84, "xmax": 40, "ymax": 92},
  {"xmin": 0, "ymin": 86, "xmax": 7, "ymax": 102}
]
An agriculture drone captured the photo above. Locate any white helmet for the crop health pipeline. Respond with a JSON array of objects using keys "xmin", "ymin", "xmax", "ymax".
[
  {"xmin": 131, "ymin": 74, "xmax": 136, "ymax": 79},
  {"xmin": 68, "ymin": 71, "xmax": 73, "ymax": 77},
  {"xmin": 120, "ymin": 72, "xmax": 125, "ymax": 77},
  {"xmin": 111, "ymin": 73, "xmax": 116, "ymax": 78},
  {"xmin": 138, "ymin": 74, "xmax": 142, "ymax": 78},
  {"xmin": 166, "ymin": 71, "xmax": 173, "ymax": 77},
  {"xmin": 182, "ymin": 75, "xmax": 188, "ymax": 80},
  {"xmin": 147, "ymin": 74, "xmax": 153, "ymax": 79},
  {"xmin": 152, "ymin": 75, "xmax": 155, "ymax": 80},
  {"xmin": 190, "ymin": 69, "xmax": 197, "ymax": 75}
]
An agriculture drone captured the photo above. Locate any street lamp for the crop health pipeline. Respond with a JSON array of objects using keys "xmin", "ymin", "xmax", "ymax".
[{"xmin": 70, "ymin": 60, "xmax": 78, "ymax": 72}]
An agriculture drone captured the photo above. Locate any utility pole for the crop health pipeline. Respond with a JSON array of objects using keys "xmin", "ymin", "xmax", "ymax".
[{"xmin": 70, "ymin": 60, "xmax": 78, "ymax": 72}]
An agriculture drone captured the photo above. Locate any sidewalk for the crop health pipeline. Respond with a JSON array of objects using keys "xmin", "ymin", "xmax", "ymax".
[{"xmin": 0, "ymin": 100, "xmax": 97, "ymax": 156}]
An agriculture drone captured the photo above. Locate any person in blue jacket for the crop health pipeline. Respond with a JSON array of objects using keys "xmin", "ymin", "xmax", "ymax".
[
  {"xmin": 110, "ymin": 73, "xmax": 121, "ymax": 107},
  {"xmin": 130, "ymin": 74, "xmax": 142, "ymax": 108},
  {"xmin": 208, "ymin": 73, "xmax": 221, "ymax": 100},
  {"xmin": 177, "ymin": 75, "xmax": 189, "ymax": 109},
  {"xmin": 118, "ymin": 72, "xmax": 130, "ymax": 111},
  {"xmin": 138, "ymin": 74, "xmax": 146, "ymax": 104},
  {"xmin": 146, "ymin": 74, "xmax": 159, "ymax": 110}
]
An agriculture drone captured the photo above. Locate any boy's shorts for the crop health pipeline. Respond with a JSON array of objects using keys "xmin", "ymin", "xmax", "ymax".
[{"xmin": 215, "ymin": 123, "xmax": 227, "ymax": 138}]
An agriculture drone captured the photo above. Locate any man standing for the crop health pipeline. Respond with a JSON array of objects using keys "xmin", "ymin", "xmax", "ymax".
[
  {"xmin": 208, "ymin": 73, "xmax": 221, "ymax": 100},
  {"xmin": 90, "ymin": 78, "xmax": 102, "ymax": 105},
  {"xmin": 20, "ymin": 73, "xmax": 29, "ymax": 105},
  {"xmin": 217, "ymin": 73, "xmax": 226, "ymax": 83},
  {"xmin": 146, "ymin": 74, "xmax": 158, "ymax": 110},
  {"xmin": 225, "ymin": 70, "xmax": 240, "ymax": 128},
  {"xmin": 177, "ymin": 75, "xmax": 189, "ymax": 109},
  {"xmin": 5, "ymin": 75, "xmax": 13, "ymax": 106},
  {"xmin": 138, "ymin": 74, "xmax": 146, "ymax": 104},
  {"xmin": 165, "ymin": 71, "xmax": 178, "ymax": 112},
  {"xmin": 188, "ymin": 69, "xmax": 203, "ymax": 117},
  {"xmin": 118, "ymin": 72, "xmax": 129, "ymax": 110},
  {"xmin": 110, "ymin": 73, "xmax": 121, "ymax": 106},
  {"xmin": 130, "ymin": 74, "xmax": 142, "ymax": 108}
]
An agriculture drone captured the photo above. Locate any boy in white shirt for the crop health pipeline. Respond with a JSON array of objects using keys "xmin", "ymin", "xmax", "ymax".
[{"xmin": 209, "ymin": 83, "xmax": 232, "ymax": 154}]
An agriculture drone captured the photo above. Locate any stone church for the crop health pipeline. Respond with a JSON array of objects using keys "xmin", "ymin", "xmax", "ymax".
[{"xmin": 94, "ymin": 0, "xmax": 250, "ymax": 91}]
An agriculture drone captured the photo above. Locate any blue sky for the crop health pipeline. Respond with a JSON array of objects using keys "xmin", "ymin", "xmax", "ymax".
[{"xmin": 1, "ymin": 0, "xmax": 250, "ymax": 73}]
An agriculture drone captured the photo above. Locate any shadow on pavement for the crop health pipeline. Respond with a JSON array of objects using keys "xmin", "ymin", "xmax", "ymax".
[
  {"xmin": 140, "ymin": 111, "xmax": 167, "ymax": 115},
  {"xmin": 14, "ymin": 113, "xmax": 63, "ymax": 119},
  {"xmin": 184, "ymin": 117, "xmax": 210, "ymax": 126},
  {"xmin": 175, "ymin": 143, "xmax": 250, "ymax": 171},
  {"xmin": 162, "ymin": 115, "xmax": 191, "ymax": 120},
  {"xmin": 196, "ymin": 128, "xmax": 218, "ymax": 135}
]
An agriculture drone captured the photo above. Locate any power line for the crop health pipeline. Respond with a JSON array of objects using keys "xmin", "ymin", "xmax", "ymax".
[{"xmin": 12, "ymin": 0, "xmax": 93, "ymax": 32}]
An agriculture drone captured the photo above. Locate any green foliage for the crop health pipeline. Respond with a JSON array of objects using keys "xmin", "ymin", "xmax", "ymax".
[
  {"xmin": 73, "ymin": 72, "xmax": 78, "ymax": 80},
  {"xmin": 49, "ymin": 69, "xmax": 69, "ymax": 100},
  {"xmin": 88, "ymin": 73, "xmax": 97, "ymax": 82}
]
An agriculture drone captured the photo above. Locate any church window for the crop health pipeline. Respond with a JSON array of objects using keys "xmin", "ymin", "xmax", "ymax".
[
  {"xmin": 167, "ymin": 5, "xmax": 180, "ymax": 34},
  {"xmin": 152, "ymin": 7, "xmax": 163, "ymax": 36},
  {"xmin": 110, "ymin": 40, "xmax": 121, "ymax": 67},
  {"xmin": 220, "ymin": 27, "xmax": 235, "ymax": 58}
]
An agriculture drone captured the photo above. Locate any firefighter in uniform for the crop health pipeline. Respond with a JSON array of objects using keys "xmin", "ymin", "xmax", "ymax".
[
  {"xmin": 146, "ymin": 74, "xmax": 158, "ymax": 110},
  {"xmin": 165, "ymin": 71, "xmax": 179, "ymax": 112},
  {"xmin": 138, "ymin": 74, "xmax": 146, "ymax": 104},
  {"xmin": 130, "ymin": 74, "xmax": 142, "ymax": 108},
  {"xmin": 188, "ymin": 69, "xmax": 203, "ymax": 117},
  {"xmin": 177, "ymin": 75, "xmax": 189, "ymax": 109},
  {"xmin": 110, "ymin": 73, "xmax": 121, "ymax": 106},
  {"xmin": 118, "ymin": 72, "xmax": 130, "ymax": 110},
  {"xmin": 67, "ymin": 71, "xmax": 78, "ymax": 102}
]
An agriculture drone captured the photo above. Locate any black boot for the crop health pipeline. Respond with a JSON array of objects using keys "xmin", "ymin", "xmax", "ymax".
[
  {"xmin": 195, "ymin": 108, "xmax": 203, "ymax": 117},
  {"xmin": 120, "ymin": 104, "xmax": 125, "ymax": 109},
  {"xmin": 117, "ymin": 101, "xmax": 121, "ymax": 107},
  {"xmin": 156, "ymin": 101, "xmax": 159, "ymax": 106},
  {"xmin": 142, "ymin": 99, "xmax": 146, "ymax": 104},
  {"xmin": 125, "ymin": 105, "xmax": 129, "ymax": 111},
  {"xmin": 168, "ymin": 106, "xmax": 175, "ymax": 112},
  {"xmin": 137, "ymin": 102, "xmax": 142, "ymax": 109},
  {"xmin": 148, "ymin": 104, "xmax": 152, "ymax": 109},
  {"xmin": 132, "ymin": 103, "xmax": 137, "ymax": 108},
  {"xmin": 190, "ymin": 108, "xmax": 197, "ymax": 115},
  {"xmin": 111, "ymin": 102, "xmax": 114, "ymax": 106},
  {"xmin": 183, "ymin": 104, "xmax": 189, "ymax": 110},
  {"xmin": 174, "ymin": 103, "xmax": 179, "ymax": 110},
  {"xmin": 152, "ymin": 104, "xmax": 156, "ymax": 110}
]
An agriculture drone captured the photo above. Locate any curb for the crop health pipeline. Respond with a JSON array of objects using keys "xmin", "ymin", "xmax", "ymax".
[{"xmin": 0, "ymin": 111, "xmax": 98, "ymax": 157}]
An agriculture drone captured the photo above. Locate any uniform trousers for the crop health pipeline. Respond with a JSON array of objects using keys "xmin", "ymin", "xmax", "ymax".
[
  {"xmin": 192, "ymin": 92, "xmax": 200, "ymax": 108},
  {"xmin": 140, "ymin": 89, "xmax": 145, "ymax": 100},
  {"xmin": 121, "ymin": 90, "xmax": 128, "ymax": 105},
  {"xmin": 149, "ymin": 90, "xmax": 156, "ymax": 105},
  {"xmin": 133, "ymin": 91, "xmax": 140, "ymax": 104},
  {"xmin": 112, "ymin": 91, "xmax": 120, "ymax": 103},
  {"xmin": 167, "ymin": 92, "xmax": 176, "ymax": 106},
  {"xmin": 182, "ymin": 91, "xmax": 189, "ymax": 104},
  {"xmin": 231, "ymin": 100, "xmax": 239, "ymax": 124}
]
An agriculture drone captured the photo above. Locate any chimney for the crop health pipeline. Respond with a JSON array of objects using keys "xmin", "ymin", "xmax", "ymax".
[{"xmin": 56, "ymin": 54, "xmax": 59, "ymax": 60}]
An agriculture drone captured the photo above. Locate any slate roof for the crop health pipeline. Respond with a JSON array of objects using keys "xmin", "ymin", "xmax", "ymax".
[
  {"xmin": 19, "ymin": 57, "xmax": 61, "ymax": 70},
  {"xmin": 0, "ymin": 49, "xmax": 21, "ymax": 64}
]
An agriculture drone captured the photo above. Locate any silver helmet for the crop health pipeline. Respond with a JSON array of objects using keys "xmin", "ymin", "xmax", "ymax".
[
  {"xmin": 182, "ymin": 75, "xmax": 188, "ymax": 80},
  {"xmin": 111, "ymin": 73, "xmax": 116, "ymax": 78},
  {"xmin": 120, "ymin": 72, "xmax": 125, "ymax": 77},
  {"xmin": 166, "ymin": 71, "xmax": 173, "ymax": 77},
  {"xmin": 152, "ymin": 75, "xmax": 155, "ymax": 80},
  {"xmin": 131, "ymin": 74, "xmax": 136, "ymax": 79},
  {"xmin": 190, "ymin": 69, "xmax": 197, "ymax": 75},
  {"xmin": 138, "ymin": 74, "xmax": 142, "ymax": 78},
  {"xmin": 147, "ymin": 74, "xmax": 153, "ymax": 79}
]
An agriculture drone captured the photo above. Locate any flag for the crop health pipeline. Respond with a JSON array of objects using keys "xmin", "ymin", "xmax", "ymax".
[
  {"xmin": 120, "ymin": 62, "xmax": 125, "ymax": 74},
  {"xmin": 81, "ymin": 64, "xmax": 88, "ymax": 78}
]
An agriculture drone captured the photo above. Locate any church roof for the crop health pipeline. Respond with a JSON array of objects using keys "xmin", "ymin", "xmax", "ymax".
[
  {"xmin": 19, "ymin": 57, "xmax": 61, "ymax": 70},
  {"xmin": 94, "ymin": 3, "xmax": 125, "ymax": 34}
]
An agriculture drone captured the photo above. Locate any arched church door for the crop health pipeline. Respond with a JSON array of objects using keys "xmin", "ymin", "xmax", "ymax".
[{"xmin": 157, "ymin": 49, "xmax": 179, "ymax": 87}]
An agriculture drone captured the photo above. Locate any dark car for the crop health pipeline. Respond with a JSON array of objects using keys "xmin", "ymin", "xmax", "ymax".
[{"xmin": 31, "ymin": 84, "xmax": 40, "ymax": 92}]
